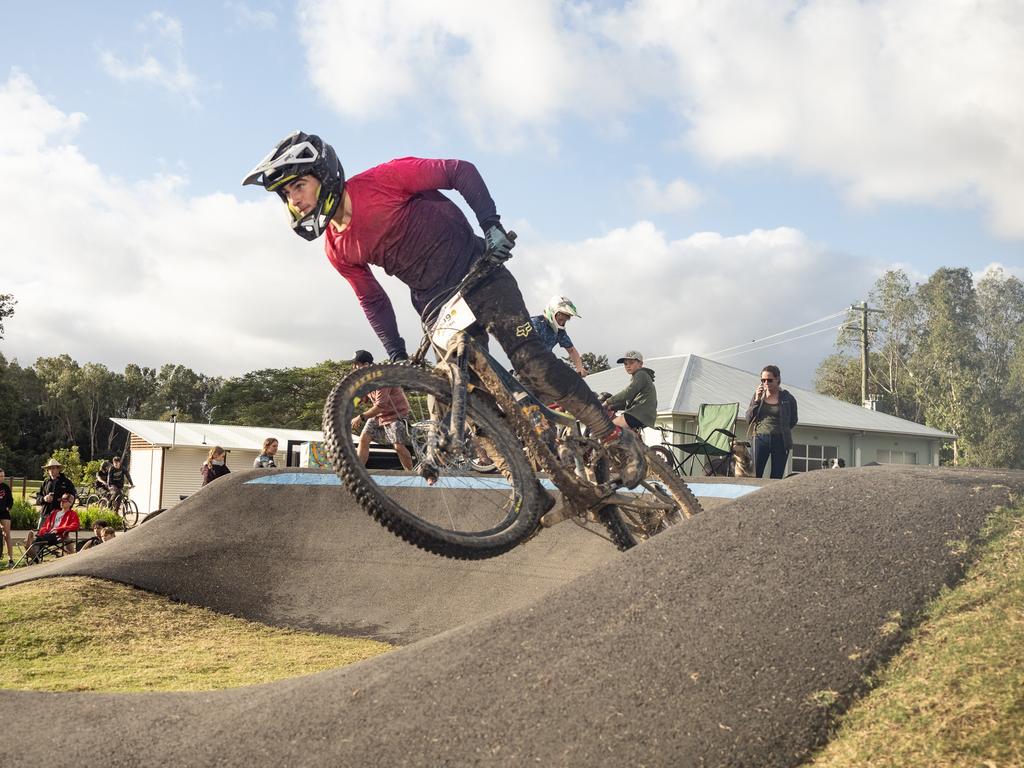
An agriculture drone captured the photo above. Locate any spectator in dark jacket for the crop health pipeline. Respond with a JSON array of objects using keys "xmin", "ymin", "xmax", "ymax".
[
  {"xmin": 745, "ymin": 364, "xmax": 799, "ymax": 479},
  {"xmin": 1, "ymin": 467, "xmax": 14, "ymax": 566},
  {"xmin": 201, "ymin": 446, "xmax": 231, "ymax": 486}
]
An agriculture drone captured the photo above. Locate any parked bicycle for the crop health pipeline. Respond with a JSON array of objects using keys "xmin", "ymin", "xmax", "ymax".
[{"xmin": 323, "ymin": 235, "xmax": 702, "ymax": 560}]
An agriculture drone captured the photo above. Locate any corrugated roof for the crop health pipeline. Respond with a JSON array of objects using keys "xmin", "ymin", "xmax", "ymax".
[
  {"xmin": 111, "ymin": 418, "xmax": 323, "ymax": 451},
  {"xmin": 585, "ymin": 354, "xmax": 954, "ymax": 440}
]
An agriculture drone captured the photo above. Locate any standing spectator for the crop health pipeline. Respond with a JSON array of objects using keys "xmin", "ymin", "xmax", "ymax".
[
  {"xmin": 745, "ymin": 364, "xmax": 799, "ymax": 479},
  {"xmin": 529, "ymin": 295, "xmax": 587, "ymax": 377},
  {"xmin": 0, "ymin": 468, "xmax": 14, "ymax": 567},
  {"xmin": 348, "ymin": 350, "xmax": 415, "ymax": 471},
  {"xmin": 24, "ymin": 493, "xmax": 80, "ymax": 560},
  {"xmin": 254, "ymin": 437, "xmax": 279, "ymax": 468},
  {"xmin": 201, "ymin": 446, "xmax": 231, "ymax": 486},
  {"xmin": 35, "ymin": 458, "xmax": 76, "ymax": 529},
  {"xmin": 600, "ymin": 351, "xmax": 658, "ymax": 432},
  {"xmin": 105, "ymin": 456, "xmax": 134, "ymax": 510}
]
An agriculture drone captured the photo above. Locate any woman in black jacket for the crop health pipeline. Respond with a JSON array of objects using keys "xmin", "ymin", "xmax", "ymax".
[{"xmin": 745, "ymin": 365, "xmax": 798, "ymax": 479}]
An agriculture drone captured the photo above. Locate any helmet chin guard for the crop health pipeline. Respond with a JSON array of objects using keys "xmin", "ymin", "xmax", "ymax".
[{"xmin": 243, "ymin": 131, "xmax": 345, "ymax": 241}]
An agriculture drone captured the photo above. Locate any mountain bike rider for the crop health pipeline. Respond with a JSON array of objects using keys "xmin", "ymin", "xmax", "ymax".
[
  {"xmin": 242, "ymin": 132, "xmax": 646, "ymax": 487},
  {"xmin": 105, "ymin": 456, "xmax": 133, "ymax": 510},
  {"xmin": 530, "ymin": 295, "xmax": 587, "ymax": 378}
]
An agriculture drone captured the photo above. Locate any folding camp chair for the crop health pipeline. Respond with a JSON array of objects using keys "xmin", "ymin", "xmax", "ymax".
[
  {"xmin": 12, "ymin": 530, "xmax": 79, "ymax": 568},
  {"xmin": 662, "ymin": 403, "xmax": 740, "ymax": 477}
]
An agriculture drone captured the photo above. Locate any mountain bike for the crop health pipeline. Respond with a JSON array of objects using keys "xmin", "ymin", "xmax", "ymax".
[
  {"xmin": 323, "ymin": 235, "xmax": 702, "ymax": 560},
  {"xmin": 89, "ymin": 488, "xmax": 139, "ymax": 530}
]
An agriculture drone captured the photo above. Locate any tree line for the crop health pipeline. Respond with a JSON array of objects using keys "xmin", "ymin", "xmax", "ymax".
[{"xmin": 815, "ymin": 266, "xmax": 1024, "ymax": 468}]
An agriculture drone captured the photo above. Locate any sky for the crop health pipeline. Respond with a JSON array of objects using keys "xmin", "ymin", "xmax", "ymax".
[{"xmin": 1, "ymin": 0, "xmax": 1022, "ymax": 389}]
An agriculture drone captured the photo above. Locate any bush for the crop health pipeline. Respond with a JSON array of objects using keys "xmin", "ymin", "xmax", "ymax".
[
  {"xmin": 76, "ymin": 507, "xmax": 120, "ymax": 529},
  {"xmin": 11, "ymin": 499, "xmax": 38, "ymax": 529}
]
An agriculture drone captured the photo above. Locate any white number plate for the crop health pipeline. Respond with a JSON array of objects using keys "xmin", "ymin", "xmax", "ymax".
[{"xmin": 430, "ymin": 293, "xmax": 477, "ymax": 348}]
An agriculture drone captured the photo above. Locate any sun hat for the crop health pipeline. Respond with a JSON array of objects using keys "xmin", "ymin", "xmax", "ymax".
[
  {"xmin": 616, "ymin": 351, "xmax": 644, "ymax": 364},
  {"xmin": 42, "ymin": 458, "xmax": 63, "ymax": 469}
]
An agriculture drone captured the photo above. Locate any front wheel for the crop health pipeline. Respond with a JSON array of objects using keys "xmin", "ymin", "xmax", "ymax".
[
  {"xmin": 606, "ymin": 446, "xmax": 703, "ymax": 546},
  {"xmin": 119, "ymin": 498, "xmax": 139, "ymax": 529},
  {"xmin": 323, "ymin": 363, "xmax": 547, "ymax": 560}
]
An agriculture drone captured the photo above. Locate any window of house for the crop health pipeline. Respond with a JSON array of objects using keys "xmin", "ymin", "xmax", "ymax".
[
  {"xmin": 790, "ymin": 443, "xmax": 838, "ymax": 472},
  {"xmin": 876, "ymin": 449, "xmax": 917, "ymax": 465}
]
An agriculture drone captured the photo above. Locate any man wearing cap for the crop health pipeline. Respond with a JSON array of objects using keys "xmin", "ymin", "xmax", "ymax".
[
  {"xmin": 600, "ymin": 352, "xmax": 658, "ymax": 433},
  {"xmin": 34, "ymin": 459, "xmax": 76, "ymax": 530},
  {"xmin": 348, "ymin": 351, "xmax": 415, "ymax": 471}
]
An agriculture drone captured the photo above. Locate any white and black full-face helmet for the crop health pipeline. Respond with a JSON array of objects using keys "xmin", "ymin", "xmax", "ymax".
[
  {"xmin": 543, "ymin": 295, "xmax": 581, "ymax": 331},
  {"xmin": 242, "ymin": 131, "xmax": 345, "ymax": 241}
]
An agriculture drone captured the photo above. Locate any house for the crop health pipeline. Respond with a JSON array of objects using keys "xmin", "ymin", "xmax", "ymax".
[
  {"xmin": 584, "ymin": 354, "xmax": 954, "ymax": 474},
  {"xmin": 111, "ymin": 418, "xmax": 325, "ymax": 514}
]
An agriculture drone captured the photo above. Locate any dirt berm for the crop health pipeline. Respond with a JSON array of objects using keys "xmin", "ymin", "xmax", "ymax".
[{"xmin": 1, "ymin": 465, "xmax": 1021, "ymax": 767}]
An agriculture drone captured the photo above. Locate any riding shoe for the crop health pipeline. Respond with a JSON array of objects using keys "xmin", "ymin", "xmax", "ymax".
[{"xmin": 603, "ymin": 427, "xmax": 647, "ymax": 488}]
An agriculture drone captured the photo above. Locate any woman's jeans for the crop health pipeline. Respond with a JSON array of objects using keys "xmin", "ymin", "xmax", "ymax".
[{"xmin": 754, "ymin": 433, "xmax": 789, "ymax": 479}]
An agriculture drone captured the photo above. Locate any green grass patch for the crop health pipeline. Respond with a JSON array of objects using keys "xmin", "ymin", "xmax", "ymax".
[
  {"xmin": 0, "ymin": 577, "xmax": 391, "ymax": 692},
  {"xmin": 809, "ymin": 502, "xmax": 1024, "ymax": 767}
]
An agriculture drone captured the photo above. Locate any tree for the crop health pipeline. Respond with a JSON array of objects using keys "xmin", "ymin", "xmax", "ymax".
[
  {"xmin": 912, "ymin": 268, "xmax": 982, "ymax": 465},
  {"xmin": 813, "ymin": 353, "xmax": 861, "ymax": 405},
  {"xmin": 79, "ymin": 363, "xmax": 119, "ymax": 458},
  {"xmin": 0, "ymin": 293, "xmax": 14, "ymax": 339},
  {"xmin": 580, "ymin": 352, "xmax": 610, "ymax": 375},
  {"xmin": 211, "ymin": 360, "xmax": 350, "ymax": 429},
  {"xmin": 33, "ymin": 354, "xmax": 84, "ymax": 447}
]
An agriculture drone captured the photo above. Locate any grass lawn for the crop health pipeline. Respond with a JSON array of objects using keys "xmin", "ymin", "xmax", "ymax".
[
  {"xmin": 0, "ymin": 576, "xmax": 391, "ymax": 692},
  {"xmin": 809, "ymin": 501, "xmax": 1024, "ymax": 767}
]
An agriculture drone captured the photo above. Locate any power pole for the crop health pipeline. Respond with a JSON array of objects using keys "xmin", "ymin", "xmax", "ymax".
[{"xmin": 851, "ymin": 302, "xmax": 883, "ymax": 407}]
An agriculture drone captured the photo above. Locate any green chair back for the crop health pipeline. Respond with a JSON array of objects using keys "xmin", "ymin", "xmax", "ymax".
[{"xmin": 696, "ymin": 403, "xmax": 739, "ymax": 453}]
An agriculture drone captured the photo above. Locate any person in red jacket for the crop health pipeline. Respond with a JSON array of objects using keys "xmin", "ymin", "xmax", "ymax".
[
  {"xmin": 242, "ymin": 133, "xmax": 646, "ymax": 487},
  {"xmin": 24, "ymin": 493, "xmax": 80, "ymax": 560}
]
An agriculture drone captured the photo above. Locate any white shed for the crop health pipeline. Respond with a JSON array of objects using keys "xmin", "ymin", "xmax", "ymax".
[
  {"xmin": 111, "ymin": 418, "xmax": 324, "ymax": 514},
  {"xmin": 585, "ymin": 354, "xmax": 955, "ymax": 474}
]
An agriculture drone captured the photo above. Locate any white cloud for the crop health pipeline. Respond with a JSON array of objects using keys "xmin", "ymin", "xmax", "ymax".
[
  {"xmin": 295, "ymin": 0, "xmax": 644, "ymax": 150},
  {"xmin": 296, "ymin": 0, "xmax": 1024, "ymax": 239},
  {"xmin": 99, "ymin": 11, "xmax": 200, "ymax": 105},
  {"xmin": 631, "ymin": 173, "xmax": 703, "ymax": 213},
  {"xmin": 225, "ymin": 0, "xmax": 277, "ymax": 30}
]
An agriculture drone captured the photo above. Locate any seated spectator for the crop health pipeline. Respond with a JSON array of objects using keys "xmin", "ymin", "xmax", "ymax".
[
  {"xmin": 78, "ymin": 519, "xmax": 108, "ymax": 552},
  {"xmin": 24, "ymin": 493, "xmax": 80, "ymax": 560},
  {"xmin": 201, "ymin": 446, "xmax": 231, "ymax": 485},
  {"xmin": 34, "ymin": 458, "xmax": 76, "ymax": 529},
  {"xmin": 100, "ymin": 526, "xmax": 116, "ymax": 543}
]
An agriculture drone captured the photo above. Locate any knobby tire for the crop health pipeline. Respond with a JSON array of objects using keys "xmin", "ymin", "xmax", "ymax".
[{"xmin": 323, "ymin": 363, "xmax": 545, "ymax": 560}]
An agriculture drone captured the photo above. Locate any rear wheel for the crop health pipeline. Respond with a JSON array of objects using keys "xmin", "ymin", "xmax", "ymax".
[
  {"xmin": 324, "ymin": 363, "xmax": 546, "ymax": 560},
  {"xmin": 608, "ymin": 447, "xmax": 703, "ymax": 545}
]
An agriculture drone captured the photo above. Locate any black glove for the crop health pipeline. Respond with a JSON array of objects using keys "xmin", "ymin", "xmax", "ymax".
[
  {"xmin": 484, "ymin": 223, "xmax": 514, "ymax": 261},
  {"xmin": 598, "ymin": 392, "xmax": 612, "ymax": 402}
]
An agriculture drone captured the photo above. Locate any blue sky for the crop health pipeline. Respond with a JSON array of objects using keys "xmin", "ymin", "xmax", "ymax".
[{"xmin": 2, "ymin": 0, "xmax": 1022, "ymax": 389}]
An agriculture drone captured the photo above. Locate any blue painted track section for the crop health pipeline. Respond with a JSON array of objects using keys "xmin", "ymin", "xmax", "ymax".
[{"xmin": 246, "ymin": 472, "xmax": 759, "ymax": 498}]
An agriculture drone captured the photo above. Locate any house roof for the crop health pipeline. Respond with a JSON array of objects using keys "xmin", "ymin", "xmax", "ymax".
[
  {"xmin": 111, "ymin": 418, "xmax": 323, "ymax": 451},
  {"xmin": 585, "ymin": 354, "xmax": 955, "ymax": 440}
]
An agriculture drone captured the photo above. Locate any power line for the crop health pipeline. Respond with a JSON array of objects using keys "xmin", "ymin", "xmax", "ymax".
[
  {"xmin": 703, "ymin": 309, "xmax": 850, "ymax": 358},
  {"xmin": 711, "ymin": 323, "xmax": 847, "ymax": 360}
]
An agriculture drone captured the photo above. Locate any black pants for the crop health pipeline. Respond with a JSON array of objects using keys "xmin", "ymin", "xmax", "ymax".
[
  {"xmin": 754, "ymin": 433, "xmax": 789, "ymax": 479},
  {"xmin": 458, "ymin": 265, "xmax": 614, "ymax": 439}
]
